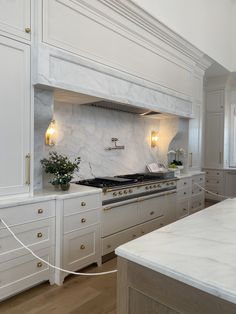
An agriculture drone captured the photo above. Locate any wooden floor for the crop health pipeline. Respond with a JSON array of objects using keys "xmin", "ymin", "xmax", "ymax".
[{"xmin": 0, "ymin": 258, "xmax": 117, "ymax": 314}]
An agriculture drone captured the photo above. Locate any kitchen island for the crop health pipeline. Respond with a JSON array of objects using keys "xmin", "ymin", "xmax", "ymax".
[{"xmin": 115, "ymin": 198, "xmax": 236, "ymax": 314}]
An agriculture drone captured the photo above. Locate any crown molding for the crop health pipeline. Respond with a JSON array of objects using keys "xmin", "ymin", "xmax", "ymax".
[{"xmin": 95, "ymin": 0, "xmax": 213, "ymax": 71}]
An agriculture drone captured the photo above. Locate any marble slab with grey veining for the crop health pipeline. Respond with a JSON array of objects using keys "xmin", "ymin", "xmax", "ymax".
[
  {"xmin": 0, "ymin": 184, "xmax": 101, "ymax": 209},
  {"xmin": 116, "ymin": 198, "xmax": 236, "ymax": 305}
]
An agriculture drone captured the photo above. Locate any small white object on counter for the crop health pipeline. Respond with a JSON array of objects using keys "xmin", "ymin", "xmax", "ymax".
[{"xmin": 116, "ymin": 198, "xmax": 236, "ymax": 305}]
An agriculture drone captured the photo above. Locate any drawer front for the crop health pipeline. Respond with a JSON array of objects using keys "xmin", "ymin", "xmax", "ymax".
[
  {"xmin": 177, "ymin": 187, "xmax": 190, "ymax": 200},
  {"xmin": 190, "ymin": 195, "xmax": 205, "ymax": 212},
  {"xmin": 102, "ymin": 225, "xmax": 140, "ymax": 256},
  {"xmin": 192, "ymin": 174, "xmax": 205, "ymax": 185},
  {"xmin": 0, "ymin": 219, "xmax": 54, "ymax": 261},
  {"xmin": 101, "ymin": 201, "xmax": 139, "ymax": 237},
  {"xmin": 139, "ymin": 216, "xmax": 165, "ymax": 236},
  {"xmin": 205, "ymin": 170, "xmax": 223, "ymax": 178},
  {"xmin": 0, "ymin": 248, "xmax": 51, "ymax": 289},
  {"xmin": 64, "ymin": 209, "xmax": 99, "ymax": 234},
  {"xmin": 192, "ymin": 185, "xmax": 204, "ymax": 196},
  {"xmin": 205, "ymin": 184, "xmax": 224, "ymax": 201},
  {"xmin": 103, "ymin": 217, "xmax": 165, "ymax": 256},
  {"xmin": 206, "ymin": 177, "xmax": 224, "ymax": 185},
  {"xmin": 138, "ymin": 193, "xmax": 176, "ymax": 224},
  {"xmin": 177, "ymin": 178, "xmax": 191, "ymax": 189},
  {"xmin": 176, "ymin": 200, "xmax": 189, "ymax": 219},
  {"xmin": 0, "ymin": 201, "xmax": 55, "ymax": 226},
  {"xmin": 63, "ymin": 193, "xmax": 101, "ymax": 215},
  {"xmin": 63, "ymin": 225, "xmax": 100, "ymax": 270}
]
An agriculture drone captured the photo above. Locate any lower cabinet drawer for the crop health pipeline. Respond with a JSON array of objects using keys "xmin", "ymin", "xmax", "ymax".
[
  {"xmin": 176, "ymin": 199, "xmax": 189, "ymax": 219},
  {"xmin": 0, "ymin": 248, "xmax": 52, "ymax": 301},
  {"xmin": 192, "ymin": 184, "xmax": 204, "ymax": 196},
  {"xmin": 63, "ymin": 225, "xmax": 100, "ymax": 271},
  {"xmin": 102, "ymin": 216, "xmax": 165, "ymax": 256},
  {"xmin": 190, "ymin": 196, "xmax": 205, "ymax": 213},
  {"xmin": 192, "ymin": 174, "xmax": 205, "ymax": 185},
  {"xmin": 177, "ymin": 187, "xmax": 190, "ymax": 199},
  {"xmin": 64, "ymin": 209, "xmax": 99, "ymax": 233},
  {"xmin": 0, "ymin": 219, "xmax": 54, "ymax": 262},
  {"xmin": 0, "ymin": 201, "xmax": 55, "ymax": 226}
]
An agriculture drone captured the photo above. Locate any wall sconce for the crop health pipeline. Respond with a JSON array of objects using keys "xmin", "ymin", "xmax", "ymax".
[
  {"xmin": 151, "ymin": 131, "xmax": 159, "ymax": 148},
  {"xmin": 45, "ymin": 119, "xmax": 56, "ymax": 146}
]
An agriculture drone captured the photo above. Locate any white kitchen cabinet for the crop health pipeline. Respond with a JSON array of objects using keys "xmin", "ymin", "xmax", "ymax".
[
  {"xmin": 205, "ymin": 169, "xmax": 225, "ymax": 202},
  {"xmin": 55, "ymin": 193, "xmax": 101, "ymax": 285},
  {"xmin": 224, "ymin": 171, "xmax": 236, "ymax": 198},
  {"xmin": 188, "ymin": 104, "xmax": 202, "ymax": 170},
  {"xmin": 0, "ymin": 36, "xmax": 31, "ymax": 196},
  {"xmin": 206, "ymin": 90, "xmax": 224, "ymax": 113},
  {"xmin": 0, "ymin": 0, "xmax": 31, "ymax": 40},
  {"xmin": 0, "ymin": 200, "xmax": 55, "ymax": 301},
  {"xmin": 230, "ymin": 104, "xmax": 236, "ymax": 167},
  {"xmin": 205, "ymin": 112, "xmax": 224, "ymax": 168}
]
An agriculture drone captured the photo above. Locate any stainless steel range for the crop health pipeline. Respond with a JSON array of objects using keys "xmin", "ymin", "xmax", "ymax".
[{"xmin": 76, "ymin": 172, "xmax": 177, "ymax": 205}]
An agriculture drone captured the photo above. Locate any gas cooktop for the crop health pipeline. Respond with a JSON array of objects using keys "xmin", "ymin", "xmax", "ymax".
[{"xmin": 75, "ymin": 172, "xmax": 175, "ymax": 189}]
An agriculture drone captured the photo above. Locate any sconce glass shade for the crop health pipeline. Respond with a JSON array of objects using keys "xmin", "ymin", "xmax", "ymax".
[
  {"xmin": 151, "ymin": 131, "xmax": 159, "ymax": 148},
  {"xmin": 45, "ymin": 120, "xmax": 56, "ymax": 146}
]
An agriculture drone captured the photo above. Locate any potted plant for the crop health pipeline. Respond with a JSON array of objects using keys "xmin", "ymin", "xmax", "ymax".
[{"xmin": 41, "ymin": 152, "xmax": 80, "ymax": 191}]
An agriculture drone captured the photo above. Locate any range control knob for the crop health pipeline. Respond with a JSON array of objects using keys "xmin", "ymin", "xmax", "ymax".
[
  {"xmin": 124, "ymin": 190, "xmax": 128, "ymax": 194},
  {"xmin": 153, "ymin": 185, "xmax": 157, "ymax": 188},
  {"xmin": 129, "ymin": 189, "xmax": 133, "ymax": 193},
  {"xmin": 145, "ymin": 186, "xmax": 149, "ymax": 190},
  {"xmin": 113, "ymin": 192, "xmax": 117, "ymax": 196},
  {"xmin": 119, "ymin": 191, "xmax": 123, "ymax": 195},
  {"xmin": 158, "ymin": 184, "xmax": 161, "ymax": 188},
  {"xmin": 149, "ymin": 186, "xmax": 153, "ymax": 189}
]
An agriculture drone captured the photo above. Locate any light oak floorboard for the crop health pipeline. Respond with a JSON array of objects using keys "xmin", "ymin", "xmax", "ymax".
[{"xmin": 0, "ymin": 258, "xmax": 117, "ymax": 314}]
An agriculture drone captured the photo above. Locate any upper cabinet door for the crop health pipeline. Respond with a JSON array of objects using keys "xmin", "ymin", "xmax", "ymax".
[
  {"xmin": 0, "ymin": 0, "xmax": 31, "ymax": 40},
  {"xmin": 205, "ymin": 112, "xmax": 224, "ymax": 169},
  {"xmin": 188, "ymin": 104, "xmax": 202, "ymax": 170},
  {"xmin": 206, "ymin": 90, "xmax": 224, "ymax": 113},
  {"xmin": 0, "ymin": 36, "xmax": 31, "ymax": 196}
]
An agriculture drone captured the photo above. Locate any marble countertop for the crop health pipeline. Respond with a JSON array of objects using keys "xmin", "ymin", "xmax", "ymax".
[
  {"xmin": 176, "ymin": 170, "xmax": 205, "ymax": 179},
  {"xmin": 116, "ymin": 198, "xmax": 236, "ymax": 305},
  {"xmin": 0, "ymin": 184, "xmax": 101, "ymax": 209}
]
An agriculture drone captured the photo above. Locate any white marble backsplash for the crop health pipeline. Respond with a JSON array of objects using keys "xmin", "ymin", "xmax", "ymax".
[{"xmin": 34, "ymin": 89, "xmax": 189, "ymax": 190}]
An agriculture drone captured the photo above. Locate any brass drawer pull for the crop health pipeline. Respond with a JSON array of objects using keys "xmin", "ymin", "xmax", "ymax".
[
  {"xmin": 107, "ymin": 244, "xmax": 111, "ymax": 249},
  {"xmin": 37, "ymin": 232, "xmax": 43, "ymax": 238},
  {"xmin": 38, "ymin": 208, "xmax": 43, "ymax": 214},
  {"xmin": 81, "ymin": 202, "xmax": 86, "ymax": 207},
  {"xmin": 25, "ymin": 27, "xmax": 31, "ymax": 33},
  {"xmin": 103, "ymin": 206, "xmax": 112, "ymax": 211},
  {"xmin": 141, "ymin": 231, "xmax": 145, "ymax": 235},
  {"xmin": 184, "ymin": 192, "xmax": 187, "ymax": 195},
  {"xmin": 150, "ymin": 211, "xmax": 154, "ymax": 215},
  {"xmin": 160, "ymin": 223, "xmax": 164, "ymax": 227},
  {"xmin": 80, "ymin": 244, "xmax": 85, "ymax": 250},
  {"xmin": 37, "ymin": 262, "xmax": 43, "ymax": 268},
  {"xmin": 132, "ymin": 234, "xmax": 137, "ymax": 238},
  {"xmin": 184, "ymin": 182, "xmax": 187, "ymax": 185},
  {"xmin": 81, "ymin": 218, "xmax": 86, "ymax": 223}
]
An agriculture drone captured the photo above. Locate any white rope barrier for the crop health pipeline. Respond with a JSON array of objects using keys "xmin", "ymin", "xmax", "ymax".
[{"xmin": 0, "ymin": 218, "xmax": 117, "ymax": 276}]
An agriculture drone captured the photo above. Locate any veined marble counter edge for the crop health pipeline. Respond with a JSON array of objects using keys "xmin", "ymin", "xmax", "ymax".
[
  {"xmin": 0, "ymin": 184, "xmax": 102, "ymax": 209},
  {"xmin": 116, "ymin": 198, "xmax": 236, "ymax": 305}
]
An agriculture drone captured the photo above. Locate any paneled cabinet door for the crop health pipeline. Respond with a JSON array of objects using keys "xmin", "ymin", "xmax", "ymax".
[
  {"xmin": 205, "ymin": 112, "xmax": 224, "ymax": 169},
  {"xmin": 0, "ymin": 0, "xmax": 31, "ymax": 40},
  {"xmin": 188, "ymin": 104, "xmax": 202, "ymax": 170},
  {"xmin": 0, "ymin": 36, "xmax": 30, "ymax": 196}
]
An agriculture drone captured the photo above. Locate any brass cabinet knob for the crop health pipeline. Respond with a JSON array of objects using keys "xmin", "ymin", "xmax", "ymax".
[
  {"xmin": 184, "ymin": 192, "xmax": 187, "ymax": 195},
  {"xmin": 81, "ymin": 202, "xmax": 86, "ymax": 207},
  {"xmin": 37, "ymin": 232, "xmax": 43, "ymax": 238},
  {"xmin": 81, "ymin": 218, "xmax": 86, "ymax": 223},
  {"xmin": 80, "ymin": 244, "xmax": 85, "ymax": 250},
  {"xmin": 132, "ymin": 234, "xmax": 137, "ymax": 238},
  {"xmin": 25, "ymin": 27, "xmax": 31, "ymax": 33},
  {"xmin": 184, "ymin": 182, "xmax": 187, "ymax": 185},
  {"xmin": 37, "ymin": 262, "xmax": 43, "ymax": 268},
  {"xmin": 141, "ymin": 231, "xmax": 145, "ymax": 235},
  {"xmin": 38, "ymin": 208, "xmax": 43, "ymax": 214},
  {"xmin": 150, "ymin": 211, "xmax": 154, "ymax": 215},
  {"xmin": 107, "ymin": 244, "xmax": 111, "ymax": 249}
]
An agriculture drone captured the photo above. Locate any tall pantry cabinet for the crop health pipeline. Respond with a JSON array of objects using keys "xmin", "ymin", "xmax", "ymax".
[{"xmin": 0, "ymin": 1, "xmax": 31, "ymax": 196}]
